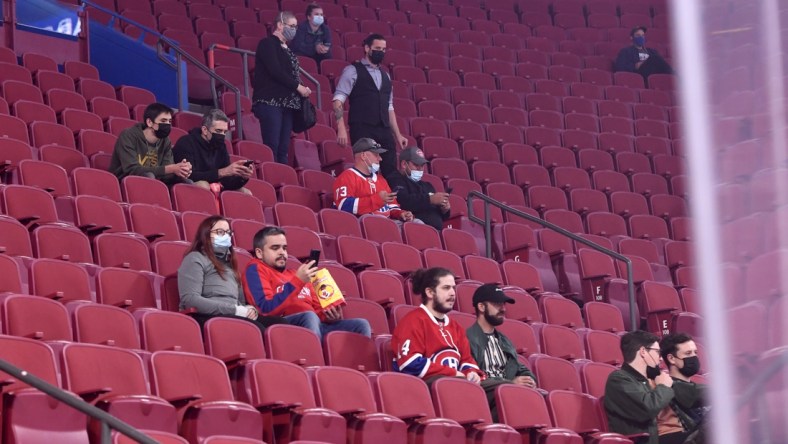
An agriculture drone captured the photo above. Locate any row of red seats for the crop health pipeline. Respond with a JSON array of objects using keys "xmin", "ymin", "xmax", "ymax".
[{"xmin": 3, "ymin": 330, "xmax": 674, "ymax": 444}]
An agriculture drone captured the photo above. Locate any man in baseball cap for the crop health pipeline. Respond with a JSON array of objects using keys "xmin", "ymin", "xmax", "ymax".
[
  {"xmin": 332, "ymin": 138, "xmax": 414, "ymax": 222},
  {"xmin": 384, "ymin": 146, "xmax": 450, "ymax": 230},
  {"xmin": 466, "ymin": 283, "xmax": 538, "ymax": 422}
]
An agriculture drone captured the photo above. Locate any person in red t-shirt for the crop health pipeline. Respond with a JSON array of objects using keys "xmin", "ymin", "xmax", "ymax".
[
  {"xmin": 391, "ymin": 267, "xmax": 485, "ymax": 385},
  {"xmin": 332, "ymin": 137, "xmax": 414, "ymax": 222},
  {"xmin": 242, "ymin": 226, "xmax": 371, "ymax": 341}
]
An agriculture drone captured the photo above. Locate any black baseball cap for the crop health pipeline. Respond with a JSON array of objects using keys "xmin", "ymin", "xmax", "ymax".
[
  {"xmin": 472, "ymin": 283, "xmax": 515, "ymax": 305},
  {"xmin": 352, "ymin": 137, "xmax": 387, "ymax": 154},
  {"xmin": 399, "ymin": 147, "xmax": 428, "ymax": 166}
]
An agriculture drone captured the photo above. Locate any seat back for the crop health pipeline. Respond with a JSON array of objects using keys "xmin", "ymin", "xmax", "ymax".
[
  {"xmin": 431, "ymin": 377, "xmax": 492, "ymax": 424},
  {"xmin": 264, "ymin": 324, "xmax": 325, "ymax": 366},
  {"xmin": 531, "ymin": 355, "xmax": 583, "ymax": 392},
  {"xmin": 150, "ymin": 351, "xmax": 234, "ymax": 402},
  {"xmin": 313, "ymin": 366, "xmax": 378, "ymax": 413},
  {"xmin": 61, "ymin": 343, "xmax": 150, "ymax": 397},
  {"xmin": 1, "ymin": 293, "xmax": 72, "ymax": 341},
  {"xmin": 0, "ymin": 335, "xmax": 59, "ymax": 391},
  {"xmin": 495, "ymin": 384, "xmax": 556, "ymax": 430},
  {"xmin": 30, "ymin": 258, "xmax": 92, "ymax": 302},
  {"xmin": 140, "ymin": 311, "xmax": 205, "ymax": 354},
  {"xmin": 246, "ymin": 360, "xmax": 318, "ymax": 409},
  {"xmin": 547, "ymin": 390, "xmax": 603, "ymax": 433},
  {"xmin": 96, "ymin": 267, "xmax": 158, "ymax": 310},
  {"xmin": 71, "ymin": 303, "xmax": 140, "ymax": 349},
  {"xmin": 372, "ymin": 372, "xmax": 437, "ymax": 419},
  {"xmin": 324, "ymin": 331, "xmax": 381, "ymax": 372},
  {"xmin": 204, "ymin": 317, "xmax": 267, "ymax": 364}
]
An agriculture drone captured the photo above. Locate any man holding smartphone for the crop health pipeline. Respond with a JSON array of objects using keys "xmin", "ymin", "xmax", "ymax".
[
  {"xmin": 385, "ymin": 147, "xmax": 450, "ymax": 230},
  {"xmin": 243, "ymin": 226, "xmax": 372, "ymax": 341},
  {"xmin": 173, "ymin": 109, "xmax": 254, "ymax": 195},
  {"xmin": 291, "ymin": 3, "xmax": 332, "ymax": 63}
]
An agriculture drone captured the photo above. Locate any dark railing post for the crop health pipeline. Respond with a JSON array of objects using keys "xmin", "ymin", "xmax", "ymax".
[{"xmin": 467, "ymin": 191, "xmax": 638, "ymax": 330}]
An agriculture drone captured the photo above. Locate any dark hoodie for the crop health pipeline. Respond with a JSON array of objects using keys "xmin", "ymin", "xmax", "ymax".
[{"xmin": 173, "ymin": 128, "xmax": 247, "ymax": 191}]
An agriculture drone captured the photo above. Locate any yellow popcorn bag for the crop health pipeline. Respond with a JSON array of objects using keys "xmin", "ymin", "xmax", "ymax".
[{"xmin": 311, "ymin": 268, "xmax": 346, "ymax": 310}]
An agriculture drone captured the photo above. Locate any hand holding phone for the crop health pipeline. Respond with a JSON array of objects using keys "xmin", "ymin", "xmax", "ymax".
[
  {"xmin": 308, "ymin": 249, "xmax": 321, "ymax": 268},
  {"xmin": 243, "ymin": 160, "xmax": 254, "ymax": 167}
]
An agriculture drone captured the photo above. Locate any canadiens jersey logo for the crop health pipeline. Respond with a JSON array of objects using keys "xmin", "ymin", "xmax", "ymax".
[
  {"xmin": 431, "ymin": 348, "xmax": 461, "ymax": 370},
  {"xmin": 275, "ymin": 284, "xmax": 312, "ymax": 299}
]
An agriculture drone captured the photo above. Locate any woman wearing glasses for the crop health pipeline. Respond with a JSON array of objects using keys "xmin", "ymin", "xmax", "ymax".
[
  {"xmin": 178, "ymin": 215, "xmax": 287, "ymax": 334},
  {"xmin": 251, "ymin": 11, "xmax": 312, "ymax": 165}
]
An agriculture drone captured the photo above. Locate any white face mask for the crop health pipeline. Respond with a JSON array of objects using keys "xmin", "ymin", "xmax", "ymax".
[
  {"xmin": 365, "ymin": 154, "xmax": 380, "ymax": 174},
  {"xmin": 213, "ymin": 233, "xmax": 232, "ymax": 249},
  {"xmin": 312, "ymin": 15, "xmax": 324, "ymax": 26},
  {"xmin": 409, "ymin": 170, "xmax": 423, "ymax": 182}
]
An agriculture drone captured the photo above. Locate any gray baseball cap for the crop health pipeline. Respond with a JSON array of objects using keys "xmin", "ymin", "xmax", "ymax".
[{"xmin": 352, "ymin": 138, "xmax": 387, "ymax": 154}]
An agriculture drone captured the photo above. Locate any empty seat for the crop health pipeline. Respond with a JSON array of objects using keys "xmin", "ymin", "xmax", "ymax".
[
  {"xmin": 495, "ymin": 384, "xmax": 583, "ymax": 442},
  {"xmin": 265, "ymin": 324, "xmax": 325, "ymax": 366},
  {"xmin": 71, "ymin": 303, "xmax": 141, "ymax": 349},
  {"xmin": 531, "ymin": 355, "xmax": 583, "ymax": 392},
  {"xmin": 71, "ymin": 167, "xmax": 123, "ymax": 201},
  {"xmin": 430, "ymin": 377, "xmax": 520, "ymax": 443},
  {"xmin": 584, "ymin": 330, "xmax": 624, "ymax": 366},
  {"xmin": 149, "ymin": 351, "xmax": 263, "ymax": 442},
  {"xmin": 547, "ymin": 390, "xmax": 633, "ymax": 443},
  {"xmin": 96, "ymin": 267, "xmax": 158, "ymax": 310},
  {"xmin": 30, "ymin": 258, "xmax": 93, "ymax": 302},
  {"xmin": 18, "ymin": 159, "xmax": 71, "ymax": 197},
  {"xmin": 2, "ymin": 185, "xmax": 59, "ymax": 227},
  {"xmin": 31, "ymin": 224, "xmax": 93, "ymax": 263},
  {"xmin": 0, "ymin": 293, "xmax": 72, "ymax": 341},
  {"xmin": 139, "ymin": 310, "xmax": 204, "ymax": 353},
  {"xmin": 0, "ymin": 335, "xmax": 89, "ymax": 443},
  {"xmin": 583, "ymin": 301, "xmax": 626, "ymax": 334},
  {"xmin": 73, "ymin": 195, "xmax": 128, "ymax": 235},
  {"xmin": 172, "ymin": 183, "xmax": 219, "ymax": 214},
  {"xmin": 540, "ymin": 295, "xmax": 584, "ymax": 328},
  {"xmin": 243, "ymin": 360, "xmax": 347, "ymax": 443}
]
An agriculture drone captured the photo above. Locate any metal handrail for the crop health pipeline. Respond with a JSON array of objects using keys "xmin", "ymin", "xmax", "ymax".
[
  {"xmin": 0, "ymin": 358, "xmax": 157, "ymax": 444},
  {"xmin": 467, "ymin": 191, "xmax": 637, "ymax": 330},
  {"xmin": 79, "ymin": 0, "xmax": 244, "ymax": 136},
  {"xmin": 207, "ymin": 44, "xmax": 323, "ymax": 108}
]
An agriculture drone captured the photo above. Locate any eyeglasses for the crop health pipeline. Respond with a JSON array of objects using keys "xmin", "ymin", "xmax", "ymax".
[
  {"xmin": 211, "ymin": 229, "xmax": 233, "ymax": 236},
  {"xmin": 284, "ymin": 22, "xmax": 297, "ymax": 29},
  {"xmin": 646, "ymin": 347, "xmax": 660, "ymax": 354}
]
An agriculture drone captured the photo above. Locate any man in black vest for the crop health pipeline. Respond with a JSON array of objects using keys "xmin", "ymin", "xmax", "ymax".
[{"xmin": 332, "ymin": 33, "xmax": 408, "ymax": 177}]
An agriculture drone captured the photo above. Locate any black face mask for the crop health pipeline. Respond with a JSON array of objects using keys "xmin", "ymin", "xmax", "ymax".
[
  {"xmin": 153, "ymin": 123, "xmax": 171, "ymax": 139},
  {"xmin": 677, "ymin": 356, "xmax": 700, "ymax": 377},
  {"xmin": 209, "ymin": 132, "xmax": 225, "ymax": 149},
  {"xmin": 368, "ymin": 49, "xmax": 385, "ymax": 65},
  {"xmin": 646, "ymin": 364, "xmax": 662, "ymax": 380}
]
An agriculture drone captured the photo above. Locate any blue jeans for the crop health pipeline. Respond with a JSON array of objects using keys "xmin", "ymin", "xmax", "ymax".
[
  {"xmin": 252, "ymin": 102, "xmax": 293, "ymax": 164},
  {"xmin": 284, "ymin": 311, "xmax": 372, "ymax": 342}
]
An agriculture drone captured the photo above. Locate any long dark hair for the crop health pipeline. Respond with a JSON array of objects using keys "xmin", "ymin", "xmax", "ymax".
[
  {"xmin": 186, "ymin": 215, "xmax": 239, "ymax": 281},
  {"xmin": 411, "ymin": 267, "xmax": 453, "ymax": 304}
]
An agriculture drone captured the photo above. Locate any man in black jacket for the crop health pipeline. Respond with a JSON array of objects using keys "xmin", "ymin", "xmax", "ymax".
[
  {"xmin": 466, "ymin": 283, "xmax": 538, "ymax": 422},
  {"xmin": 615, "ymin": 26, "xmax": 673, "ymax": 79},
  {"xmin": 173, "ymin": 109, "xmax": 253, "ymax": 194},
  {"xmin": 657, "ymin": 333, "xmax": 707, "ymax": 444},
  {"xmin": 385, "ymin": 147, "xmax": 450, "ymax": 231}
]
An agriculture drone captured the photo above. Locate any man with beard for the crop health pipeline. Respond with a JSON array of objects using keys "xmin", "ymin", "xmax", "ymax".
[
  {"xmin": 604, "ymin": 330, "xmax": 676, "ymax": 444},
  {"xmin": 657, "ymin": 333, "xmax": 708, "ymax": 444},
  {"xmin": 242, "ymin": 226, "xmax": 371, "ymax": 341},
  {"xmin": 173, "ymin": 109, "xmax": 253, "ymax": 195},
  {"xmin": 466, "ymin": 284, "xmax": 538, "ymax": 421},
  {"xmin": 391, "ymin": 267, "xmax": 485, "ymax": 385}
]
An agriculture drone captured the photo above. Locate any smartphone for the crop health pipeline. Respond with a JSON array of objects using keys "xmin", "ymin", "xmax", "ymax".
[
  {"xmin": 445, "ymin": 187, "xmax": 453, "ymax": 194},
  {"xmin": 243, "ymin": 160, "xmax": 255, "ymax": 167},
  {"xmin": 308, "ymin": 249, "xmax": 321, "ymax": 267}
]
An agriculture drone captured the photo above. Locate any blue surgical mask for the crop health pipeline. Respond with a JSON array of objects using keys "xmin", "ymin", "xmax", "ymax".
[
  {"xmin": 633, "ymin": 35, "xmax": 646, "ymax": 47},
  {"xmin": 213, "ymin": 233, "xmax": 232, "ymax": 249},
  {"xmin": 312, "ymin": 15, "xmax": 324, "ymax": 26},
  {"xmin": 409, "ymin": 170, "xmax": 423, "ymax": 182},
  {"xmin": 369, "ymin": 162, "xmax": 380, "ymax": 174}
]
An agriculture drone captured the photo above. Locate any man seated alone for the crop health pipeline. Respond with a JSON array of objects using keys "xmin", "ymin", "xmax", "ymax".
[
  {"xmin": 466, "ymin": 283, "xmax": 538, "ymax": 422},
  {"xmin": 391, "ymin": 267, "xmax": 485, "ymax": 385},
  {"xmin": 605, "ymin": 330, "xmax": 676, "ymax": 444},
  {"xmin": 332, "ymin": 137, "xmax": 413, "ymax": 223},
  {"xmin": 109, "ymin": 102, "xmax": 192, "ymax": 185},
  {"xmin": 173, "ymin": 109, "xmax": 254, "ymax": 195},
  {"xmin": 242, "ymin": 226, "xmax": 371, "ymax": 341},
  {"xmin": 614, "ymin": 26, "xmax": 673, "ymax": 78},
  {"xmin": 385, "ymin": 147, "xmax": 450, "ymax": 231}
]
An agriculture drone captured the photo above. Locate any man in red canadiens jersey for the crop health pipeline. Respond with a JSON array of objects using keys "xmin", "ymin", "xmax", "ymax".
[
  {"xmin": 242, "ymin": 226, "xmax": 371, "ymax": 341},
  {"xmin": 332, "ymin": 137, "xmax": 414, "ymax": 222},
  {"xmin": 391, "ymin": 267, "xmax": 485, "ymax": 385}
]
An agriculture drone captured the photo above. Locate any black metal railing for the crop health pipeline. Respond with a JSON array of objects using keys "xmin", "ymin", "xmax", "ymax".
[
  {"xmin": 467, "ymin": 191, "xmax": 637, "ymax": 330},
  {"xmin": 0, "ymin": 358, "xmax": 157, "ymax": 443}
]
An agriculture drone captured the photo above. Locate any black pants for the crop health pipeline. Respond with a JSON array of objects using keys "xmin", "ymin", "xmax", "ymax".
[
  {"xmin": 189, "ymin": 312, "xmax": 289, "ymax": 338},
  {"xmin": 350, "ymin": 122, "xmax": 397, "ymax": 177},
  {"xmin": 659, "ymin": 431, "xmax": 690, "ymax": 444}
]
